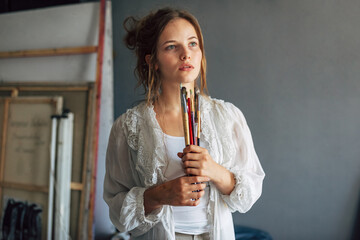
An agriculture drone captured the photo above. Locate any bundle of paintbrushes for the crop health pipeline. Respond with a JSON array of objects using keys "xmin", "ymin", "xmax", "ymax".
[{"xmin": 180, "ymin": 84, "xmax": 201, "ymax": 147}]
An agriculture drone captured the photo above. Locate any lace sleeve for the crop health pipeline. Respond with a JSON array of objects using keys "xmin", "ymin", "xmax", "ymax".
[
  {"xmin": 220, "ymin": 103, "xmax": 265, "ymax": 213},
  {"xmin": 103, "ymin": 116, "xmax": 164, "ymax": 235}
]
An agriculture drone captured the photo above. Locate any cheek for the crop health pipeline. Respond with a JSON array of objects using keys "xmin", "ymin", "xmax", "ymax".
[
  {"xmin": 158, "ymin": 55, "xmax": 178, "ymax": 71},
  {"xmin": 194, "ymin": 51, "xmax": 202, "ymax": 67}
]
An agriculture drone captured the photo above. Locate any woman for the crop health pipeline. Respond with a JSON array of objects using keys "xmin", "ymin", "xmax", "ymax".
[{"xmin": 104, "ymin": 7, "xmax": 265, "ymax": 240}]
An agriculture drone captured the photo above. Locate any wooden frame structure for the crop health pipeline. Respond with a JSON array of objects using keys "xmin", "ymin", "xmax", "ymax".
[
  {"xmin": 0, "ymin": 46, "xmax": 97, "ymax": 58},
  {"xmin": 0, "ymin": 96, "xmax": 63, "ymax": 238},
  {"xmin": 0, "ymin": 84, "xmax": 95, "ymax": 239},
  {"xmin": 0, "ymin": 1, "xmax": 106, "ymax": 237}
]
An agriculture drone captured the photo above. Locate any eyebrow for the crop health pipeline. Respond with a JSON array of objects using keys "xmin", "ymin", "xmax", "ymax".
[{"xmin": 161, "ymin": 36, "xmax": 198, "ymax": 46}]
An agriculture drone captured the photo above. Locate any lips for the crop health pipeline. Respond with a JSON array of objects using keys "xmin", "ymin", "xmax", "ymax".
[{"xmin": 179, "ymin": 63, "xmax": 194, "ymax": 71}]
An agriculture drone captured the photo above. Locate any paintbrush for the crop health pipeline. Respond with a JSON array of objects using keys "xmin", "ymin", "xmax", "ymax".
[
  {"xmin": 187, "ymin": 91, "xmax": 194, "ymax": 145},
  {"xmin": 181, "ymin": 86, "xmax": 190, "ymax": 146},
  {"xmin": 195, "ymin": 88, "xmax": 201, "ymax": 146},
  {"xmin": 190, "ymin": 89, "xmax": 196, "ymax": 145}
]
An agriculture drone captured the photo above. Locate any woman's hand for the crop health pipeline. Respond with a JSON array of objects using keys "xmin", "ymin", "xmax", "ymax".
[
  {"xmin": 144, "ymin": 175, "xmax": 209, "ymax": 215},
  {"xmin": 177, "ymin": 145, "xmax": 219, "ymax": 179},
  {"xmin": 178, "ymin": 145, "xmax": 235, "ymax": 195}
]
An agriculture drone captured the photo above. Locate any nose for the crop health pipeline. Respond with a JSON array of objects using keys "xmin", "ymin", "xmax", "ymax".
[
  {"xmin": 181, "ymin": 54, "xmax": 190, "ymax": 60},
  {"xmin": 180, "ymin": 47, "xmax": 190, "ymax": 61}
]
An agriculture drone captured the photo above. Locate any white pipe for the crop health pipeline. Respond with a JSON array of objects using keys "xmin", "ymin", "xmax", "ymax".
[
  {"xmin": 55, "ymin": 113, "xmax": 74, "ymax": 240},
  {"xmin": 48, "ymin": 117, "xmax": 57, "ymax": 240}
]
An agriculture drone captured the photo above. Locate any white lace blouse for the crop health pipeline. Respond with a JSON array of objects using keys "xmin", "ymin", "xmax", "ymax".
[{"xmin": 103, "ymin": 96, "xmax": 265, "ymax": 240}]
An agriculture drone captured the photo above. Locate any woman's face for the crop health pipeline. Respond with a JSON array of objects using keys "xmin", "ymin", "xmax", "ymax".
[{"xmin": 155, "ymin": 18, "xmax": 202, "ymax": 86}]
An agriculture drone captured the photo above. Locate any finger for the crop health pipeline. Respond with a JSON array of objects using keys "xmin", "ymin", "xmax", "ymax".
[
  {"xmin": 185, "ymin": 198, "xmax": 201, "ymax": 206},
  {"xmin": 182, "ymin": 152, "xmax": 202, "ymax": 162},
  {"xmin": 183, "ymin": 159, "xmax": 201, "ymax": 169},
  {"xmin": 186, "ymin": 168, "xmax": 205, "ymax": 177},
  {"xmin": 190, "ymin": 190, "xmax": 205, "ymax": 199},
  {"xmin": 183, "ymin": 145, "xmax": 204, "ymax": 154},
  {"xmin": 189, "ymin": 183, "xmax": 207, "ymax": 192},
  {"xmin": 177, "ymin": 152, "xmax": 184, "ymax": 158},
  {"xmin": 184, "ymin": 176, "xmax": 209, "ymax": 183}
]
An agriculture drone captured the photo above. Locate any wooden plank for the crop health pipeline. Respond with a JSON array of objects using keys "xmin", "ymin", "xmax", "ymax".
[
  {"xmin": 0, "ymin": 84, "xmax": 91, "ymax": 93},
  {"xmin": 10, "ymin": 97, "xmax": 56, "ymax": 103},
  {"xmin": 18, "ymin": 86, "xmax": 89, "ymax": 92},
  {"xmin": 78, "ymin": 87, "xmax": 94, "ymax": 240},
  {"xmin": 70, "ymin": 182, "xmax": 83, "ymax": 191},
  {"xmin": 0, "ymin": 87, "xmax": 17, "ymax": 92},
  {"xmin": 0, "ymin": 85, "xmax": 90, "ymax": 102},
  {"xmin": 0, "ymin": 99, "xmax": 9, "ymax": 210},
  {"xmin": 0, "ymin": 181, "xmax": 49, "ymax": 193},
  {"xmin": 0, "ymin": 46, "xmax": 97, "ymax": 58},
  {"xmin": 5, "ymin": 97, "xmax": 63, "ymax": 115},
  {"xmin": 88, "ymin": 1, "xmax": 106, "ymax": 238},
  {"xmin": 0, "ymin": 99, "xmax": 9, "ymax": 181}
]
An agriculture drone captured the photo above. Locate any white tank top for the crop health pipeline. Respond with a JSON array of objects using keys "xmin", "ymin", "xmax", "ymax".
[{"xmin": 163, "ymin": 134, "xmax": 210, "ymax": 235}]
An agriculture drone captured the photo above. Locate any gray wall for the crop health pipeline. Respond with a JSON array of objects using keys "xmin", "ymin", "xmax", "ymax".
[{"xmin": 112, "ymin": 1, "xmax": 360, "ymax": 239}]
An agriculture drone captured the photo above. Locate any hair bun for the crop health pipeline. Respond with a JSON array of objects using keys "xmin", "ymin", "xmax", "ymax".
[{"xmin": 123, "ymin": 16, "xmax": 139, "ymax": 50}]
